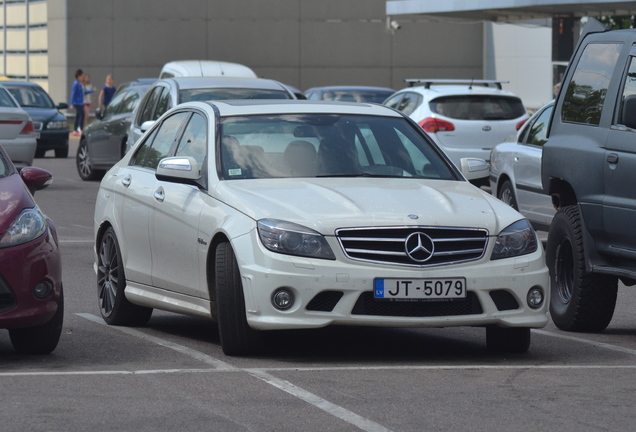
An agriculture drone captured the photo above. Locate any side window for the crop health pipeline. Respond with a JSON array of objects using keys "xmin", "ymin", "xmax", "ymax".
[
  {"xmin": 384, "ymin": 93, "xmax": 404, "ymax": 110},
  {"xmin": 562, "ymin": 42, "xmax": 622, "ymax": 125},
  {"xmin": 138, "ymin": 86, "xmax": 163, "ymax": 125},
  {"xmin": 175, "ymin": 113, "xmax": 207, "ymax": 166},
  {"xmin": 306, "ymin": 92, "xmax": 319, "ymax": 100},
  {"xmin": 103, "ymin": 91, "xmax": 128, "ymax": 117},
  {"xmin": 525, "ymin": 105, "xmax": 553, "ymax": 147},
  {"xmin": 153, "ymin": 87, "xmax": 172, "ymax": 120},
  {"xmin": 618, "ymin": 49, "xmax": 636, "ymax": 126},
  {"xmin": 398, "ymin": 92, "xmax": 423, "ymax": 116},
  {"xmin": 135, "ymin": 112, "xmax": 189, "ymax": 169},
  {"xmin": 119, "ymin": 92, "xmax": 140, "ymax": 114}
]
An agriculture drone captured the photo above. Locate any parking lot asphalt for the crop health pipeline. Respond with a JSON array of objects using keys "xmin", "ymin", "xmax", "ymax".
[{"xmin": 0, "ymin": 136, "xmax": 635, "ymax": 432}]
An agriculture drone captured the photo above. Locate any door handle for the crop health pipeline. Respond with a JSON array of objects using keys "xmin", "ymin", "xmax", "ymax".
[
  {"xmin": 607, "ymin": 153, "xmax": 619, "ymax": 164},
  {"xmin": 121, "ymin": 176, "xmax": 131, "ymax": 187},
  {"xmin": 154, "ymin": 188, "xmax": 165, "ymax": 202}
]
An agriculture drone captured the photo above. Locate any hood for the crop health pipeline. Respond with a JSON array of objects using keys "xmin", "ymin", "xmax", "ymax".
[
  {"xmin": 215, "ymin": 178, "xmax": 523, "ymax": 236},
  {"xmin": 22, "ymin": 107, "xmax": 64, "ymax": 123},
  {"xmin": 0, "ymin": 173, "xmax": 35, "ymax": 234}
]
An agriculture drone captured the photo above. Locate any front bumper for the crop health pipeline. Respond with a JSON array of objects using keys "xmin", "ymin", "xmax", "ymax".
[
  {"xmin": 37, "ymin": 130, "xmax": 69, "ymax": 150},
  {"xmin": 0, "ymin": 222, "xmax": 62, "ymax": 329},
  {"xmin": 232, "ymin": 230, "xmax": 549, "ymax": 331}
]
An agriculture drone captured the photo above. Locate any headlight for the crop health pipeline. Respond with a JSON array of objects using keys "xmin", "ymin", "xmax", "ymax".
[
  {"xmin": 258, "ymin": 219, "xmax": 335, "ymax": 260},
  {"xmin": 46, "ymin": 120, "xmax": 68, "ymax": 130},
  {"xmin": 0, "ymin": 208, "xmax": 47, "ymax": 248},
  {"xmin": 491, "ymin": 219, "xmax": 538, "ymax": 260}
]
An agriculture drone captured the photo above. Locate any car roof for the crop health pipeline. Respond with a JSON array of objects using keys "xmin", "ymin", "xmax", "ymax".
[
  {"xmin": 306, "ymin": 86, "xmax": 395, "ymax": 92},
  {"xmin": 1, "ymin": 80, "xmax": 42, "ymax": 88},
  {"xmin": 159, "ymin": 76, "xmax": 290, "ymax": 91},
  {"xmin": 199, "ymin": 99, "xmax": 405, "ymax": 117}
]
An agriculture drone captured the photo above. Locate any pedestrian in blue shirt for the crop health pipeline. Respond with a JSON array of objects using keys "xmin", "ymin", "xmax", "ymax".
[
  {"xmin": 71, "ymin": 68, "xmax": 85, "ymax": 136},
  {"xmin": 98, "ymin": 75, "xmax": 116, "ymax": 111}
]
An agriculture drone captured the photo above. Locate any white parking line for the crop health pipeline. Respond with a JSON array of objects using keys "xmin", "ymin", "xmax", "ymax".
[
  {"xmin": 77, "ymin": 313, "xmax": 393, "ymax": 432},
  {"xmin": 58, "ymin": 314, "xmax": 636, "ymax": 432},
  {"xmin": 248, "ymin": 369, "xmax": 393, "ymax": 432},
  {"xmin": 76, "ymin": 313, "xmax": 237, "ymax": 370},
  {"xmin": 533, "ymin": 329, "xmax": 636, "ymax": 356}
]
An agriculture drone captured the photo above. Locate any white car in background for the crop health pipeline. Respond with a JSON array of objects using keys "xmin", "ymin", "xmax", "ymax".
[
  {"xmin": 126, "ymin": 76, "xmax": 296, "ymax": 150},
  {"xmin": 489, "ymin": 101, "xmax": 555, "ymax": 230},
  {"xmin": 0, "ymin": 85, "xmax": 37, "ymax": 168},
  {"xmin": 384, "ymin": 79, "xmax": 529, "ymax": 174},
  {"xmin": 94, "ymin": 99, "xmax": 549, "ymax": 356}
]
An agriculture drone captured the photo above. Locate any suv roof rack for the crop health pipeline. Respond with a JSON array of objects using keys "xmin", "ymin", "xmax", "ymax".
[{"xmin": 404, "ymin": 79, "xmax": 509, "ymax": 90}]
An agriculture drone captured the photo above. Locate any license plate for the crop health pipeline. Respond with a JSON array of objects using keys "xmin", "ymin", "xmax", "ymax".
[
  {"xmin": 35, "ymin": 133, "xmax": 40, "ymax": 139},
  {"xmin": 374, "ymin": 277, "xmax": 466, "ymax": 301}
]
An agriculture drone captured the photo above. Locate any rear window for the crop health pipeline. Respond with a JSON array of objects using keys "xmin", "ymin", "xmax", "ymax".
[
  {"xmin": 430, "ymin": 95, "xmax": 526, "ymax": 120},
  {"xmin": 179, "ymin": 88, "xmax": 291, "ymax": 103}
]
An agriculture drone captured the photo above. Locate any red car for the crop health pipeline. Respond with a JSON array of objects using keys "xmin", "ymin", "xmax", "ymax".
[{"xmin": 0, "ymin": 144, "xmax": 63, "ymax": 354}]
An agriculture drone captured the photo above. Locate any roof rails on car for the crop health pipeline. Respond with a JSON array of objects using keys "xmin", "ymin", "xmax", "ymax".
[{"xmin": 404, "ymin": 79, "xmax": 509, "ymax": 90}]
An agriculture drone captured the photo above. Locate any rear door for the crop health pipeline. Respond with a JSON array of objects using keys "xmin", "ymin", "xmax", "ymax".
[
  {"xmin": 514, "ymin": 103, "xmax": 555, "ymax": 226},
  {"xmin": 603, "ymin": 44, "xmax": 636, "ymax": 256}
]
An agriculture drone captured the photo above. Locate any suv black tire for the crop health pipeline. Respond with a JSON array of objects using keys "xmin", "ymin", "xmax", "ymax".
[{"xmin": 546, "ymin": 206, "xmax": 618, "ymax": 332}]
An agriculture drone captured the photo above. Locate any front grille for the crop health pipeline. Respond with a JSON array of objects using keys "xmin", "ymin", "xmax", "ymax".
[
  {"xmin": 33, "ymin": 122, "xmax": 43, "ymax": 131},
  {"xmin": 489, "ymin": 290, "xmax": 520, "ymax": 311},
  {"xmin": 306, "ymin": 291, "xmax": 344, "ymax": 312},
  {"xmin": 351, "ymin": 291, "xmax": 482, "ymax": 317},
  {"xmin": 0, "ymin": 275, "xmax": 17, "ymax": 313},
  {"xmin": 336, "ymin": 226, "xmax": 488, "ymax": 267}
]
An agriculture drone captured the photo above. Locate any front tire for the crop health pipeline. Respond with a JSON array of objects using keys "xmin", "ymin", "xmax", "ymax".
[
  {"xmin": 76, "ymin": 139, "xmax": 103, "ymax": 181},
  {"xmin": 215, "ymin": 242, "xmax": 263, "ymax": 356},
  {"xmin": 498, "ymin": 180, "xmax": 519, "ymax": 211},
  {"xmin": 9, "ymin": 289, "xmax": 64, "ymax": 355},
  {"xmin": 97, "ymin": 227, "xmax": 152, "ymax": 326},
  {"xmin": 486, "ymin": 327, "xmax": 530, "ymax": 353},
  {"xmin": 546, "ymin": 206, "xmax": 617, "ymax": 332}
]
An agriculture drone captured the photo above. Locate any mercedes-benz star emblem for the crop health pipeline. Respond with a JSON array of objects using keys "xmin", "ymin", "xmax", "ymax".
[{"xmin": 405, "ymin": 232, "xmax": 434, "ymax": 263}]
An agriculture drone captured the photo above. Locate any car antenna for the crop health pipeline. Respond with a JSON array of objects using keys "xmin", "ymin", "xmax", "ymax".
[{"xmin": 469, "ymin": 77, "xmax": 474, "ymax": 90}]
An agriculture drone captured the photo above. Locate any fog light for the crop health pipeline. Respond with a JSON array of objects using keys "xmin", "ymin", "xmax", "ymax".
[
  {"xmin": 272, "ymin": 289, "xmax": 294, "ymax": 310},
  {"xmin": 34, "ymin": 281, "xmax": 53, "ymax": 299},
  {"xmin": 527, "ymin": 287, "xmax": 544, "ymax": 309}
]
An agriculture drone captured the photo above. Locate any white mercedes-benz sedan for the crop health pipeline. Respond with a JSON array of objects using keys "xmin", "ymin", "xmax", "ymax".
[{"xmin": 94, "ymin": 100, "xmax": 549, "ymax": 356}]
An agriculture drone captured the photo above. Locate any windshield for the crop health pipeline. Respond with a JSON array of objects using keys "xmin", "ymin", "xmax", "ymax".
[
  {"xmin": 179, "ymin": 88, "xmax": 291, "ymax": 103},
  {"xmin": 430, "ymin": 95, "xmax": 526, "ymax": 121},
  {"xmin": 219, "ymin": 114, "xmax": 457, "ymax": 180},
  {"xmin": 0, "ymin": 149, "xmax": 11, "ymax": 178},
  {"xmin": 5, "ymin": 85, "xmax": 55, "ymax": 108}
]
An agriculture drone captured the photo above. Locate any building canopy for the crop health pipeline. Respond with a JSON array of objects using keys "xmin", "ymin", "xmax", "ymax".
[{"xmin": 386, "ymin": 0, "xmax": 636, "ymax": 21}]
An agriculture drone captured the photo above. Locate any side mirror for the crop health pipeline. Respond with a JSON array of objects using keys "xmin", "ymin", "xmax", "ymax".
[
  {"xmin": 57, "ymin": 102, "xmax": 69, "ymax": 110},
  {"xmin": 20, "ymin": 166, "xmax": 53, "ymax": 195},
  {"xmin": 459, "ymin": 158, "xmax": 490, "ymax": 187},
  {"xmin": 95, "ymin": 108, "xmax": 104, "ymax": 120},
  {"xmin": 155, "ymin": 156, "xmax": 201, "ymax": 184},
  {"xmin": 623, "ymin": 94, "xmax": 636, "ymax": 129},
  {"xmin": 141, "ymin": 120, "xmax": 155, "ymax": 132}
]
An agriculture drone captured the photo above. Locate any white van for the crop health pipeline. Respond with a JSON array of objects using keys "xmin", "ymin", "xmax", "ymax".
[{"xmin": 159, "ymin": 60, "xmax": 257, "ymax": 79}]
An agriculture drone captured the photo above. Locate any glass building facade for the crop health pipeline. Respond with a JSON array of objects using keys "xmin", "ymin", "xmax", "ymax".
[{"xmin": 0, "ymin": 0, "xmax": 48, "ymax": 90}]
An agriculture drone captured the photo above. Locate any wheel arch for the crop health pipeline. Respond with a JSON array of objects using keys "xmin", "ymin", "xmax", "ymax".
[{"xmin": 548, "ymin": 178, "xmax": 577, "ymax": 210}]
